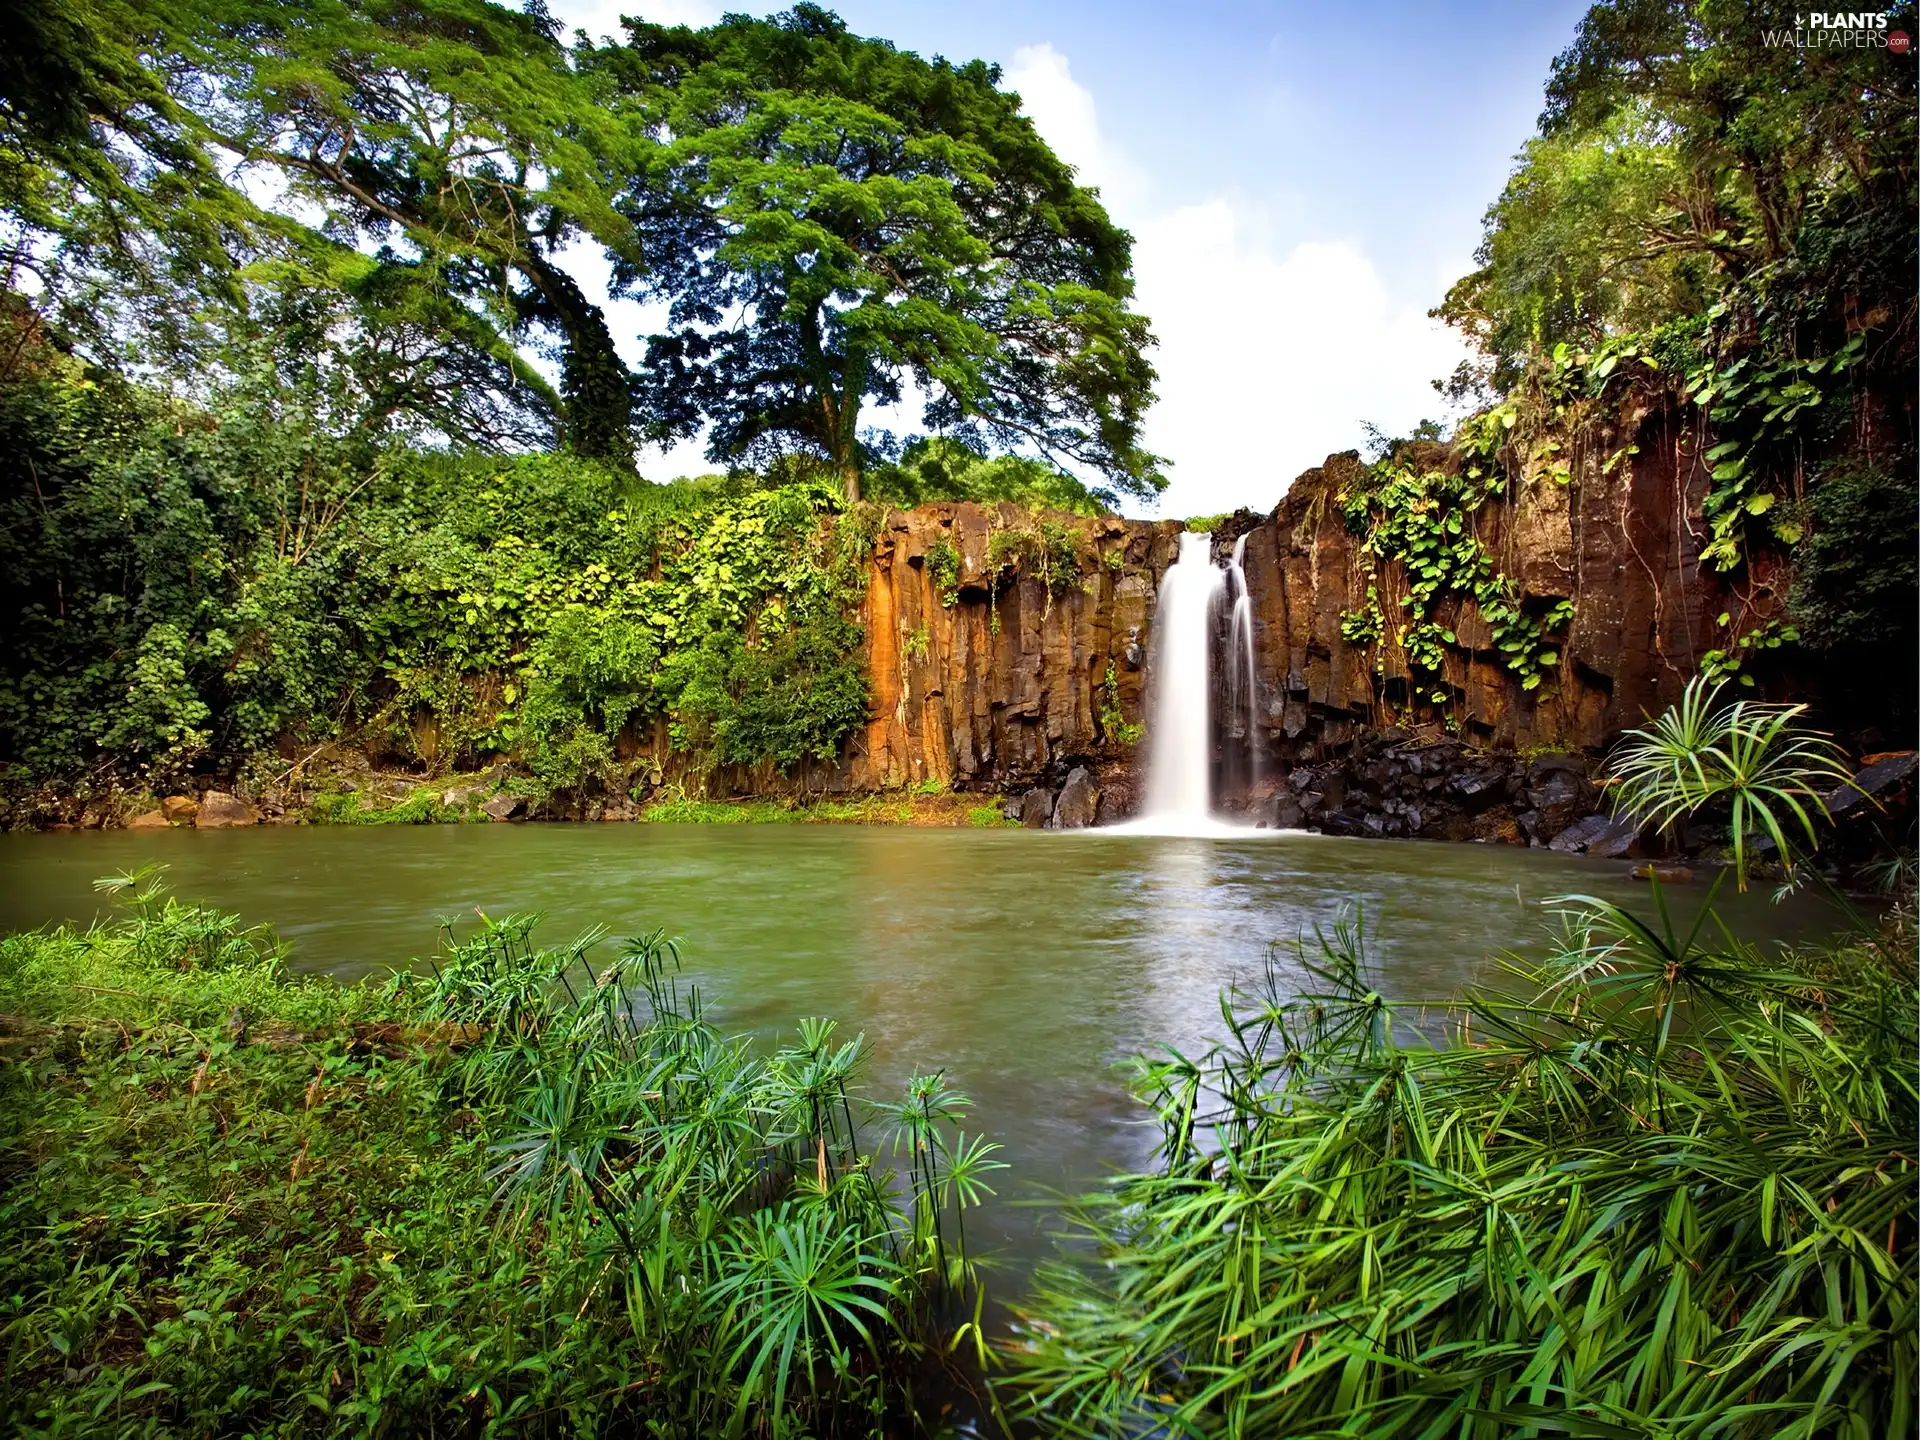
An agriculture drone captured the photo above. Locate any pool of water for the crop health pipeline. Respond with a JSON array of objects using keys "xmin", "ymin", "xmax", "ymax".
[{"xmin": 0, "ymin": 824, "xmax": 1851, "ymax": 1277}]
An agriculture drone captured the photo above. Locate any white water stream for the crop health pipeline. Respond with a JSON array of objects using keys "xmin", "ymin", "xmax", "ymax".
[
  {"xmin": 1111, "ymin": 530, "xmax": 1274, "ymax": 837},
  {"xmin": 1140, "ymin": 531, "xmax": 1225, "ymax": 825}
]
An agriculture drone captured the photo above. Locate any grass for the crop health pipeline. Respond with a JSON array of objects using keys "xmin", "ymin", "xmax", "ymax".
[
  {"xmin": 639, "ymin": 789, "xmax": 979, "ymax": 826},
  {"xmin": 306, "ymin": 784, "xmax": 484, "ymax": 826},
  {"xmin": 0, "ymin": 870, "xmax": 1000, "ymax": 1437}
]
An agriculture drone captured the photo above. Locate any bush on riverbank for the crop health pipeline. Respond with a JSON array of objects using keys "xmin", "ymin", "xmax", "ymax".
[{"xmin": 0, "ymin": 871, "xmax": 998, "ymax": 1436}]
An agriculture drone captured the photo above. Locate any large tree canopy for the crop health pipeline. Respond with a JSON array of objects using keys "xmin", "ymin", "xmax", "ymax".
[
  {"xmin": 172, "ymin": 0, "xmax": 649, "ymax": 461},
  {"xmin": 1439, "ymin": 0, "xmax": 1916, "ymax": 391},
  {"xmin": 588, "ymin": 4, "xmax": 1162, "ymax": 501},
  {"xmin": 2, "ymin": 0, "xmax": 1161, "ymax": 491}
]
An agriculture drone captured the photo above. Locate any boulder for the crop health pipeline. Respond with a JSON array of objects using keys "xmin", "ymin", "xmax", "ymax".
[
  {"xmin": 482, "ymin": 793, "xmax": 527, "ymax": 823},
  {"xmin": 1052, "ymin": 768, "xmax": 1099, "ymax": 829},
  {"xmin": 1826, "ymin": 751, "xmax": 1916, "ymax": 818},
  {"xmin": 1586, "ymin": 814, "xmax": 1648, "ymax": 860},
  {"xmin": 1526, "ymin": 755, "xmax": 1592, "ymax": 835},
  {"xmin": 1267, "ymin": 795, "xmax": 1306, "ymax": 831},
  {"xmin": 127, "ymin": 809, "xmax": 170, "ymax": 829},
  {"xmin": 1448, "ymin": 769, "xmax": 1507, "ymax": 810},
  {"xmin": 1093, "ymin": 774, "xmax": 1136, "ymax": 825},
  {"xmin": 1548, "ymin": 813, "xmax": 1612, "ymax": 853},
  {"xmin": 194, "ymin": 792, "xmax": 257, "ymax": 828},
  {"xmin": 1017, "ymin": 787, "xmax": 1055, "ymax": 828},
  {"xmin": 161, "ymin": 795, "xmax": 199, "ymax": 824}
]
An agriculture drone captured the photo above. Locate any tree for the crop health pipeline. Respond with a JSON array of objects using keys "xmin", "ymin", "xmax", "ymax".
[
  {"xmin": 183, "ymin": 0, "xmax": 655, "ymax": 463},
  {"xmin": 1439, "ymin": 0, "xmax": 1916, "ymax": 387},
  {"xmin": 589, "ymin": 5, "xmax": 1162, "ymax": 503},
  {"xmin": 3, "ymin": 0, "xmax": 653, "ymax": 463},
  {"xmin": 0, "ymin": 0, "xmax": 266, "ymax": 365}
]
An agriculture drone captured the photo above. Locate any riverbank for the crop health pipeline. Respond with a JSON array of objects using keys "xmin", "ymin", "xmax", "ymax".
[
  {"xmin": 9, "ymin": 733, "xmax": 1911, "ymax": 887},
  {"xmin": 0, "ymin": 880, "xmax": 995, "ymax": 1436}
]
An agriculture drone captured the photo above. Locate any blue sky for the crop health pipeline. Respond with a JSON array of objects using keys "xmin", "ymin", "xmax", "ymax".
[{"xmin": 552, "ymin": 0, "xmax": 1593, "ymax": 515}]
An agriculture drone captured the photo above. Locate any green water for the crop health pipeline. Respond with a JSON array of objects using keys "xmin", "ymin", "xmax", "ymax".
[{"xmin": 0, "ymin": 825, "xmax": 1851, "ymax": 1271}]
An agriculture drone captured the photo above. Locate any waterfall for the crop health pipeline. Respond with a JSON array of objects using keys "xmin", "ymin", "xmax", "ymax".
[
  {"xmin": 1141, "ymin": 531, "xmax": 1225, "ymax": 823},
  {"xmin": 1225, "ymin": 534, "xmax": 1260, "ymax": 797},
  {"xmin": 1113, "ymin": 529, "xmax": 1271, "ymax": 836}
]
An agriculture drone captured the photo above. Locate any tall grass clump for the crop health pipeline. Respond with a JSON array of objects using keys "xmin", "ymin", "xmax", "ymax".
[
  {"xmin": 0, "ymin": 869, "xmax": 1000, "ymax": 1437},
  {"xmin": 1000, "ymin": 690, "xmax": 1915, "ymax": 1438}
]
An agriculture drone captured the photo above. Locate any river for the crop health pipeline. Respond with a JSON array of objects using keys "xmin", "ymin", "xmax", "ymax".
[{"xmin": 0, "ymin": 824, "xmax": 1852, "ymax": 1278}]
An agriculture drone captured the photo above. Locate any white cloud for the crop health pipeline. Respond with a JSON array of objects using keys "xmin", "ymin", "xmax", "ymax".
[
  {"xmin": 1004, "ymin": 42, "xmax": 1470, "ymax": 519},
  {"xmin": 554, "ymin": 0, "xmax": 721, "ymax": 45},
  {"xmin": 1131, "ymin": 207, "xmax": 1468, "ymax": 518},
  {"xmin": 1003, "ymin": 45, "xmax": 1147, "ymax": 211}
]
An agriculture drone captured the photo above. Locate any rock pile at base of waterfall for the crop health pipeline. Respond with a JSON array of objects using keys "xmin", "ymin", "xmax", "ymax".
[{"xmin": 1242, "ymin": 730, "xmax": 1641, "ymax": 853}]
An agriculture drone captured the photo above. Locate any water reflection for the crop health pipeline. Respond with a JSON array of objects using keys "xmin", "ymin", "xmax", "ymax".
[{"xmin": 0, "ymin": 825, "xmax": 1857, "ymax": 1281}]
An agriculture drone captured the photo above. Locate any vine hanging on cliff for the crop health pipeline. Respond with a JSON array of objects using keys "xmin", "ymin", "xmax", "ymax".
[{"xmin": 1336, "ymin": 458, "xmax": 1573, "ymax": 699}]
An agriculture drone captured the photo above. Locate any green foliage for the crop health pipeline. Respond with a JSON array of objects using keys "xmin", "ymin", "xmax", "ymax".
[
  {"xmin": 1606, "ymin": 675, "xmax": 1853, "ymax": 887},
  {"xmin": 1440, "ymin": 0, "xmax": 1916, "ymax": 392},
  {"xmin": 1337, "ymin": 460, "xmax": 1573, "ymax": 696},
  {"xmin": 1338, "ymin": 585, "xmax": 1385, "ymax": 648},
  {"xmin": 1789, "ymin": 457, "xmax": 1920, "ymax": 660},
  {"xmin": 0, "ymin": 351, "xmax": 875, "ymax": 793},
  {"xmin": 1181, "ymin": 513, "xmax": 1230, "ymax": 534},
  {"xmin": 987, "ymin": 519, "xmax": 1086, "ymax": 602},
  {"xmin": 925, "ymin": 535, "xmax": 963, "ymax": 607},
  {"xmin": 866, "ymin": 437, "xmax": 1114, "ymax": 515},
  {"xmin": 1099, "ymin": 661, "xmax": 1142, "ymax": 747},
  {"xmin": 1699, "ymin": 615, "xmax": 1799, "ymax": 688},
  {"xmin": 1690, "ymin": 332, "xmax": 1865, "ymax": 570},
  {"xmin": 602, "ymin": 5, "xmax": 1162, "ymax": 500},
  {"xmin": 1000, "ymin": 893, "xmax": 1917, "ymax": 1437},
  {"xmin": 307, "ymin": 786, "xmax": 477, "ymax": 826},
  {"xmin": 0, "ymin": 876, "xmax": 1001, "ymax": 1435},
  {"xmin": 964, "ymin": 803, "xmax": 1015, "ymax": 828}
]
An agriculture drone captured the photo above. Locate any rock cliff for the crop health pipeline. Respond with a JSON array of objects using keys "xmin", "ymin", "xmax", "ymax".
[{"xmin": 695, "ymin": 396, "xmax": 1762, "ymax": 837}]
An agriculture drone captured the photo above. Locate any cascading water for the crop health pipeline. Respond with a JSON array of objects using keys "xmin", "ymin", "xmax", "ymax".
[
  {"xmin": 1140, "ymin": 531, "xmax": 1225, "ymax": 824},
  {"xmin": 1118, "ymin": 530, "xmax": 1273, "ymax": 836},
  {"xmin": 1224, "ymin": 534, "xmax": 1260, "ymax": 797}
]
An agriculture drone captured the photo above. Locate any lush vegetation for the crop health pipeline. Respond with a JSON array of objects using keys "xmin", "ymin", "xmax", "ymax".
[
  {"xmin": 1333, "ymin": 0, "xmax": 1918, "ymax": 730},
  {"xmin": 1001, "ymin": 686, "xmax": 1915, "ymax": 1438},
  {"xmin": 0, "ymin": 0, "xmax": 1157, "ymax": 809},
  {"xmin": 0, "ymin": 338, "xmax": 884, "ymax": 804},
  {"xmin": 0, "ymin": 871, "xmax": 1000, "ymax": 1436}
]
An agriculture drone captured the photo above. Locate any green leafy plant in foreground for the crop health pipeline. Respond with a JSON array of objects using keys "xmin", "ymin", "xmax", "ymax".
[
  {"xmin": 999, "ymin": 684, "xmax": 1915, "ymax": 1438},
  {"xmin": 1000, "ymin": 897, "xmax": 1916, "ymax": 1438},
  {"xmin": 0, "ymin": 870, "xmax": 1002, "ymax": 1437}
]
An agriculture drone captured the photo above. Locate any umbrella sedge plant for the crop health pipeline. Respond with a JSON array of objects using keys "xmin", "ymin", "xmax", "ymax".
[
  {"xmin": 0, "ymin": 872, "xmax": 1005, "ymax": 1437},
  {"xmin": 1000, "ymin": 690, "xmax": 1914, "ymax": 1439}
]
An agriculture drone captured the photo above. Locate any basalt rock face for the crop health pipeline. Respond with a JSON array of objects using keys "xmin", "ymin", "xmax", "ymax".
[
  {"xmin": 690, "ymin": 402, "xmax": 1746, "ymax": 831},
  {"xmin": 682, "ymin": 503, "xmax": 1185, "ymax": 804},
  {"xmin": 1229, "ymin": 401, "xmax": 1743, "ymax": 768}
]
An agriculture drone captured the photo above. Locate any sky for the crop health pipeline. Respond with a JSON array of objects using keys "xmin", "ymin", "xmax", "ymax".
[{"xmin": 549, "ymin": 0, "xmax": 1593, "ymax": 517}]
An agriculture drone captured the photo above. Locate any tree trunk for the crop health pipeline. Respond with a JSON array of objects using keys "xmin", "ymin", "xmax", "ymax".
[{"xmin": 518, "ymin": 254, "xmax": 635, "ymax": 467}]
